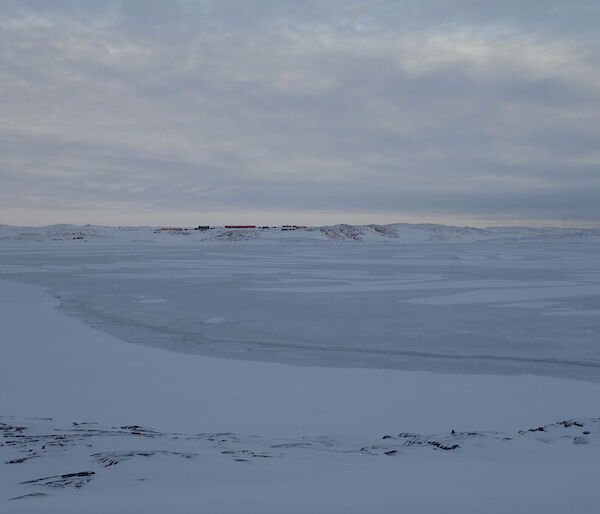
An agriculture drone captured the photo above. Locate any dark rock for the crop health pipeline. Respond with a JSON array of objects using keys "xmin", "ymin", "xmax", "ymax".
[{"xmin": 8, "ymin": 492, "xmax": 48, "ymax": 501}]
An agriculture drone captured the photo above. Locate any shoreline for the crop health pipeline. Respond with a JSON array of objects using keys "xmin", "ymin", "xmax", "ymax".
[
  {"xmin": 2, "ymin": 277, "xmax": 599, "ymax": 434},
  {"xmin": 2, "ymin": 278, "xmax": 600, "ymax": 512}
]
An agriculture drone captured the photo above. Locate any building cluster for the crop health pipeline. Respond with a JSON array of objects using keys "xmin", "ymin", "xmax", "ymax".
[{"xmin": 155, "ymin": 225, "xmax": 307, "ymax": 233}]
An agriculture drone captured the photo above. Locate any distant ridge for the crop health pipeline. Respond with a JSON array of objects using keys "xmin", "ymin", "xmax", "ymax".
[{"xmin": 1, "ymin": 223, "xmax": 600, "ymax": 244}]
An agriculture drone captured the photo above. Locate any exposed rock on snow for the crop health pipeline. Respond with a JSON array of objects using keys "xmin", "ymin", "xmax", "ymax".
[
  {"xmin": 20, "ymin": 471, "xmax": 95, "ymax": 489},
  {"xmin": 8, "ymin": 493, "xmax": 48, "ymax": 501},
  {"xmin": 214, "ymin": 229, "xmax": 259, "ymax": 241},
  {"xmin": 3, "ymin": 416, "xmax": 599, "ymax": 500},
  {"xmin": 314, "ymin": 223, "xmax": 365, "ymax": 240},
  {"xmin": 369, "ymin": 224, "xmax": 399, "ymax": 238}
]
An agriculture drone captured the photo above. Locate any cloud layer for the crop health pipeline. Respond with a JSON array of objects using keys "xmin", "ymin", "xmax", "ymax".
[{"xmin": 1, "ymin": 1, "xmax": 599, "ymax": 226}]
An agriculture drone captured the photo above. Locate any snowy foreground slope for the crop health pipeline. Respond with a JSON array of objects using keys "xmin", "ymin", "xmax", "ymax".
[
  {"xmin": 1, "ymin": 225, "xmax": 600, "ymax": 512},
  {"xmin": 2, "ymin": 280, "xmax": 600, "ymax": 513}
]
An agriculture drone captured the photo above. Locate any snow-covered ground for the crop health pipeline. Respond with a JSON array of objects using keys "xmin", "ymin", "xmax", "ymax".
[{"xmin": 1, "ymin": 223, "xmax": 599, "ymax": 512}]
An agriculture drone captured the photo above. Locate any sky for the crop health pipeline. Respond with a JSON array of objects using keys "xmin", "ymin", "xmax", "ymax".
[{"xmin": 1, "ymin": 0, "xmax": 599, "ymax": 227}]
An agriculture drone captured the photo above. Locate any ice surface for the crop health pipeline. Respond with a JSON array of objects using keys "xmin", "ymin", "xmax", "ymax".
[{"xmin": 1, "ymin": 225, "xmax": 599, "ymax": 381}]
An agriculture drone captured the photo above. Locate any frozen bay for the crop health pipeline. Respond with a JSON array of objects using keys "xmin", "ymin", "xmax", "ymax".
[{"xmin": 1, "ymin": 233, "xmax": 599, "ymax": 381}]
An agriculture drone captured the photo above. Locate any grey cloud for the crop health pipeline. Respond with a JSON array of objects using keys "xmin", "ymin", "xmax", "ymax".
[
  {"xmin": 1, "ymin": 1, "xmax": 599, "ymax": 225},
  {"xmin": 8, "ymin": 1, "xmax": 599, "ymax": 36}
]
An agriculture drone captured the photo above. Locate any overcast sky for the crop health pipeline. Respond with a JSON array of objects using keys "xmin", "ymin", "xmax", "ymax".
[{"xmin": 1, "ymin": 0, "xmax": 599, "ymax": 227}]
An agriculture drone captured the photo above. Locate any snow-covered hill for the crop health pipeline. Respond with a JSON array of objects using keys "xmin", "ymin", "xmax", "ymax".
[{"xmin": 1, "ymin": 222, "xmax": 599, "ymax": 244}]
